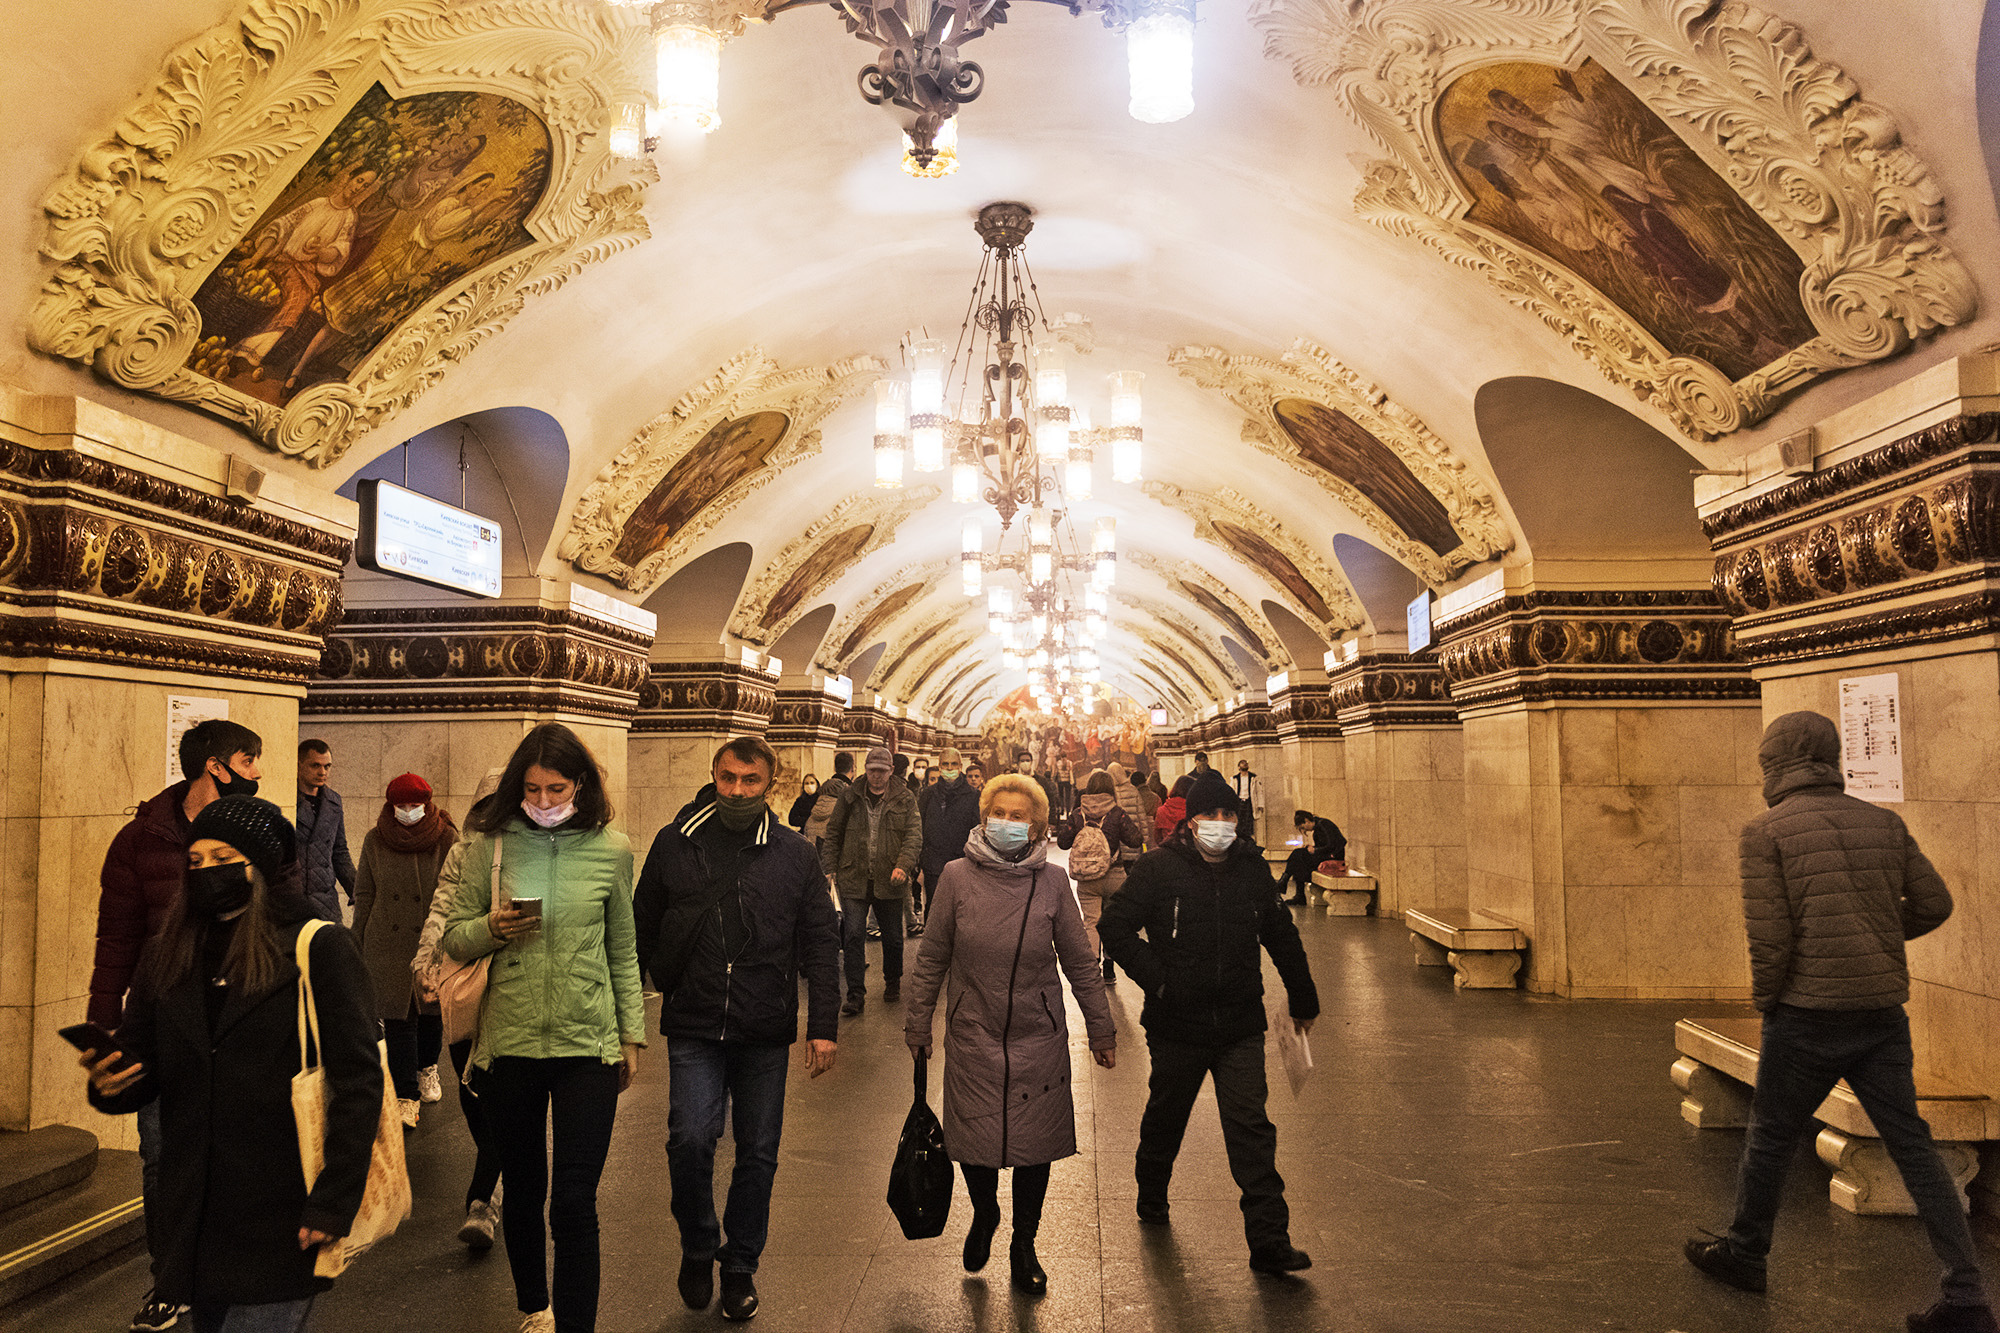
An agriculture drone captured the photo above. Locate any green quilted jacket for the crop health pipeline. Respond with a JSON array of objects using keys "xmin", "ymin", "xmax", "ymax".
[{"xmin": 440, "ymin": 819, "xmax": 645, "ymax": 1068}]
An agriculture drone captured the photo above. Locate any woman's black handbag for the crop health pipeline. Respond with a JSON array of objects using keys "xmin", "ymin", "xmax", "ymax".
[{"xmin": 887, "ymin": 1050, "xmax": 954, "ymax": 1239}]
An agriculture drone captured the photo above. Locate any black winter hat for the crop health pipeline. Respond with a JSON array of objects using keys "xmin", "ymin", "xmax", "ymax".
[
  {"xmin": 1183, "ymin": 771, "xmax": 1241, "ymax": 821},
  {"xmin": 188, "ymin": 796, "xmax": 298, "ymax": 884}
]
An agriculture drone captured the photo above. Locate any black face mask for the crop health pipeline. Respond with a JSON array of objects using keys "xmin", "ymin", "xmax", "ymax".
[
  {"xmin": 210, "ymin": 761, "xmax": 259, "ymax": 800},
  {"xmin": 186, "ymin": 862, "xmax": 254, "ymax": 917}
]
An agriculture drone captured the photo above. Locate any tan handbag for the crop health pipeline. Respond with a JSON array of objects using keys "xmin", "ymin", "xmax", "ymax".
[
  {"xmin": 436, "ymin": 835, "xmax": 504, "ymax": 1047},
  {"xmin": 292, "ymin": 919, "xmax": 413, "ymax": 1278}
]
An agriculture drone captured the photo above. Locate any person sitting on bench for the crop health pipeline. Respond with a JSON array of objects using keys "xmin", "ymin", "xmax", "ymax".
[{"xmin": 1276, "ymin": 811, "xmax": 1344, "ymax": 905}]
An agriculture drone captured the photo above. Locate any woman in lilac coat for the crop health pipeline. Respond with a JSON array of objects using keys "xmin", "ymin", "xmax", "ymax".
[{"xmin": 905, "ymin": 773, "xmax": 1117, "ymax": 1298}]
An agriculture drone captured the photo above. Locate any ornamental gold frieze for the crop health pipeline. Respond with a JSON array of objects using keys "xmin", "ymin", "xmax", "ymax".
[
  {"xmin": 1731, "ymin": 590, "xmax": 2000, "ymax": 668},
  {"xmin": 1219, "ymin": 703, "xmax": 1277, "ymax": 743},
  {"xmin": 0, "ymin": 441, "xmax": 345, "ymax": 683},
  {"xmin": 309, "ymin": 604, "xmax": 650, "ymax": 718},
  {"xmin": 841, "ymin": 706, "xmax": 898, "ymax": 745},
  {"xmin": 768, "ymin": 690, "xmax": 845, "ymax": 744},
  {"xmin": 1712, "ymin": 469, "xmax": 2000, "ymax": 618},
  {"xmin": 631, "ymin": 661, "xmax": 777, "ymax": 733},
  {"xmin": 1271, "ymin": 682, "xmax": 1340, "ymax": 740},
  {"xmin": 1327, "ymin": 654, "xmax": 1459, "ymax": 729}
]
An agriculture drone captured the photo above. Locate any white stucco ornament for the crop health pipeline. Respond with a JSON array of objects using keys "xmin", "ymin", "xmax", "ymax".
[
  {"xmin": 30, "ymin": 0, "xmax": 655, "ymax": 467},
  {"xmin": 559, "ymin": 348, "xmax": 886, "ymax": 593},
  {"xmin": 1250, "ymin": 0, "xmax": 1977, "ymax": 440}
]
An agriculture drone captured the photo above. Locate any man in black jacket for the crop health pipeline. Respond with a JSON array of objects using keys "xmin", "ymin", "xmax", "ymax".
[
  {"xmin": 633, "ymin": 736, "xmax": 842, "ymax": 1323},
  {"xmin": 1100, "ymin": 772, "xmax": 1318, "ymax": 1276},
  {"xmin": 1276, "ymin": 809, "xmax": 1346, "ymax": 904},
  {"xmin": 916, "ymin": 745, "xmax": 980, "ymax": 924}
]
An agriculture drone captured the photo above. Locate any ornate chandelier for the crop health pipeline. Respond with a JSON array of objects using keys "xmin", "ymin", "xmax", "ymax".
[
  {"xmin": 601, "ymin": 0, "xmax": 1196, "ymax": 164},
  {"xmin": 873, "ymin": 202, "xmax": 1143, "ymax": 538}
]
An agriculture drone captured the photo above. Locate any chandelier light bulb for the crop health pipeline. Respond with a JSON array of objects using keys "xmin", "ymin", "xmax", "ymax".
[
  {"xmin": 1029, "ymin": 509, "xmax": 1053, "ymax": 550},
  {"xmin": 1039, "ymin": 405, "xmax": 1071, "ymax": 459},
  {"xmin": 1032, "ymin": 549, "xmax": 1052, "ymax": 584},
  {"xmin": 1031, "ymin": 612, "xmax": 1048, "ymax": 639},
  {"xmin": 900, "ymin": 116, "xmax": 960, "ymax": 179},
  {"xmin": 874, "ymin": 437, "xmax": 905, "ymax": 489},
  {"xmin": 962, "ymin": 553, "xmax": 982, "ymax": 597},
  {"xmin": 609, "ymin": 102, "xmax": 647, "ymax": 160},
  {"xmin": 1035, "ymin": 346, "xmax": 1068, "ymax": 408},
  {"xmin": 875, "ymin": 377, "xmax": 909, "ymax": 435},
  {"xmin": 1093, "ymin": 516, "xmax": 1117, "ymax": 555},
  {"xmin": 1109, "ymin": 371, "xmax": 1144, "ymax": 429},
  {"xmin": 655, "ymin": 16, "xmax": 723, "ymax": 133},
  {"xmin": 962, "ymin": 515, "xmax": 983, "ymax": 556},
  {"xmin": 1085, "ymin": 588, "xmax": 1108, "ymax": 615},
  {"xmin": 952, "ymin": 457, "xmax": 979, "ymax": 504},
  {"xmin": 913, "ymin": 424, "xmax": 946, "ymax": 473},
  {"xmin": 1127, "ymin": 8, "xmax": 1194, "ymax": 125},
  {"xmin": 1113, "ymin": 433, "xmax": 1144, "ymax": 484},
  {"xmin": 1064, "ymin": 455, "xmax": 1091, "ymax": 500},
  {"xmin": 910, "ymin": 339, "xmax": 947, "ymax": 415}
]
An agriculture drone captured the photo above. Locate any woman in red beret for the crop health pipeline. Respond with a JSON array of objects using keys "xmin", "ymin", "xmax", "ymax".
[{"xmin": 353, "ymin": 772, "xmax": 458, "ymax": 1128}]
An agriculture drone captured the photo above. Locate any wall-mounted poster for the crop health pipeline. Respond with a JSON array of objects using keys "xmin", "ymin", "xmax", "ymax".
[
  {"xmin": 185, "ymin": 84, "xmax": 552, "ymax": 405},
  {"xmin": 1838, "ymin": 672, "xmax": 1903, "ymax": 803},
  {"xmin": 166, "ymin": 696, "xmax": 229, "ymax": 789}
]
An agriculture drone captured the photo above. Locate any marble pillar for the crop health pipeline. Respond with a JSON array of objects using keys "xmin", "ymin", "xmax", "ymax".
[
  {"xmin": 1325, "ymin": 653, "xmax": 1464, "ymax": 917},
  {"xmin": 1703, "ymin": 352, "xmax": 2000, "ymax": 1110},
  {"xmin": 0, "ymin": 390, "xmax": 350, "ymax": 1137},
  {"xmin": 1437, "ymin": 587, "xmax": 1761, "ymax": 998}
]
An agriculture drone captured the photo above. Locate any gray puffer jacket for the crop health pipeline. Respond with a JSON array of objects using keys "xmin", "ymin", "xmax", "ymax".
[{"xmin": 1741, "ymin": 711, "xmax": 1951, "ymax": 1012}]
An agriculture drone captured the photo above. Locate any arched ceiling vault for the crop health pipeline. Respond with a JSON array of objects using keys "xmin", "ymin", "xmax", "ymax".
[{"xmin": 9, "ymin": 1, "xmax": 2000, "ymax": 719}]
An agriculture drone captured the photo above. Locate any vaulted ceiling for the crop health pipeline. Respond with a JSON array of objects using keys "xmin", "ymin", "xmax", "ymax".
[{"xmin": 6, "ymin": 0, "xmax": 2000, "ymax": 724}]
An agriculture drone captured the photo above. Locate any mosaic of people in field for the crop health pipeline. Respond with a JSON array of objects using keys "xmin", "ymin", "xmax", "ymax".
[
  {"xmin": 1441, "ymin": 60, "xmax": 1815, "ymax": 383},
  {"xmin": 186, "ymin": 84, "xmax": 552, "ymax": 405},
  {"xmin": 978, "ymin": 687, "xmax": 1158, "ymax": 779}
]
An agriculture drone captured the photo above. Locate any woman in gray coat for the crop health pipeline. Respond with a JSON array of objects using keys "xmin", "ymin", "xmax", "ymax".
[{"xmin": 905, "ymin": 773, "xmax": 1117, "ymax": 1297}]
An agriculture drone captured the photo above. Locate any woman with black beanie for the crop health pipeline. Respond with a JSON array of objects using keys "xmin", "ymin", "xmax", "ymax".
[{"xmin": 82, "ymin": 796, "xmax": 381, "ymax": 1332}]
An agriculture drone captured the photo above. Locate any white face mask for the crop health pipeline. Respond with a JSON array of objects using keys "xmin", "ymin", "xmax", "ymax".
[
  {"xmin": 521, "ymin": 799, "xmax": 575, "ymax": 829},
  {"xmin": 393, "ymin": 804, "xmax": 427, "ymax": 826},
  {"xmin": 1193, "ymin": 819, "xmax": 1238, "ymax": 855}
]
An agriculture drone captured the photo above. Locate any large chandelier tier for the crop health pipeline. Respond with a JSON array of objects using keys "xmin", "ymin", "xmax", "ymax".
[
  {"xmin": 600, "ymin": 0, "xmax": 1196, "ymax": 166},
  {"xmin": 874, "ymin": 201, "xmax": 1144, "ymax": 540}
]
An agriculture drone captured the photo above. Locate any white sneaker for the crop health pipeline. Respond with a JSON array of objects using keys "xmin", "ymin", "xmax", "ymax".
[
  {"xmin": 458, "ymin": 1199, "xmax": 497, "ymax": 1249},
  {"xmin": 417, "ymin": 1064, "xmax": 443, "ymax": 1103},
  {"xmin": 398, "ymin": 1097, "xmax": 420, "ymax": 1129},
  {"xmin": 520, "ymin": 1310, "xmax": 555, "ymax": 1333}
]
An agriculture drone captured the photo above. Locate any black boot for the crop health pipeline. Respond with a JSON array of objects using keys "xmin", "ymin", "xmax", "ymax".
[
  {"xmin": 963, "ymin": 1205, "xmax": 1001, "ymax": 1273},
  {"xmin": 1009, "ymin": 1236, "xmax": 1048, "ymax": 1296}
]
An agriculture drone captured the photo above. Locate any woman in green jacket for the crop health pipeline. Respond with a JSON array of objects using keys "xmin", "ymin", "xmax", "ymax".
[{"xmin": 442, "ymin": 725, "xmax": 644, "ymax": 1333}]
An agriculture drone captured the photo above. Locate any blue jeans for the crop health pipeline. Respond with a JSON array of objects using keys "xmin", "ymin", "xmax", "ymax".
[
  {"xmin": 191, "ymin": 1297, "xmax": 314, "ymax": 1332},
  {"xmin": 1727, "ymin": 1005, "xmax": 1988, "ymax": 1306},
  {"xmin": 666, "ymin": 1038, "xmax": 790, "ymax": 1275}
]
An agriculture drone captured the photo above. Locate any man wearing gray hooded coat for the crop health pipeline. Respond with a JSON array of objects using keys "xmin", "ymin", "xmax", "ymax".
[{"xmin": 1684, "ymin": 711, "xmax": 1994, "ymax": 1333}]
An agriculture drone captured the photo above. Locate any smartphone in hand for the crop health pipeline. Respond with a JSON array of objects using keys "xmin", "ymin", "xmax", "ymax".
[
  {"xmin": 512, "ymin": 897, "xmax": 543, "ymax": 923},
  {"xmin": 59, "ymin": 1022, "xmax": 138, "ymax": 1073}
]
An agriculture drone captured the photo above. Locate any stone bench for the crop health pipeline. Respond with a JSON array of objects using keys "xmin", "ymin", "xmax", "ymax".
[
  {"xmin": 1405, "ymin": 908, "xmax": 1526, "ymax": 989},
  {"xmin": 1673, "ymin": 1016, "xmax": 1995, "ymax": 1215},
  {"xmin": 1310, "ymin": 868, "xmax": 1378, "ymax": 916}
]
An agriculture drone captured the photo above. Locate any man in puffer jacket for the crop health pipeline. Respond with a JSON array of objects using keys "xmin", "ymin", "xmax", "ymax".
[{"xmin": 1684, "ymin": 711, "xmax": 1994, "ymax": 1333}]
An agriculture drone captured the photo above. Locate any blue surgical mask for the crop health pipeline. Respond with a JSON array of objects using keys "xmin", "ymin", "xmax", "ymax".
[
  {"xmin": 1193, "ymin": 819, "xmax": 1238, "ymax": 855},
  {"xmin": 985, "ymin": 817, "xmax": 1032, "ymax": 854}
]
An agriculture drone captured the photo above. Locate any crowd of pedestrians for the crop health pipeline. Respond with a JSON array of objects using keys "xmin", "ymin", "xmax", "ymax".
[{"xmin": 69, "ymin": 713, "xmax": 1996, "ymax": 1333}]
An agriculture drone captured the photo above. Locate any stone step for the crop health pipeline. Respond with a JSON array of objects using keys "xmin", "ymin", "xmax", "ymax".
[
  {"xmin": 0, "ymin": 1126, "xmax": 98, "ymax": 1220},
  {"xmin": 0, "ymin": 1147, "xmax": 144, "ymax": 1310}
]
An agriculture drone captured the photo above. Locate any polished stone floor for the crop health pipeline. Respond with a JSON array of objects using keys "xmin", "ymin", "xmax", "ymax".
[{"xmin": 20, "ymin": 904, "xmax": 1999, "ymax": 1333}]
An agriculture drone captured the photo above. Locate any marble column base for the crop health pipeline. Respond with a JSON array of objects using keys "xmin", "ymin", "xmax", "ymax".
[
  {"xmin": 1447, "ymin": 949, "xmax": 1523, "ymax": 989},
  {"xmin": 1673, "ymin": 1057, "xmax": 1751, "ymax": 1129},
  {"xmin": 1814, "ymin": 1127, "xmax": 1978, "ymax": 1215}
]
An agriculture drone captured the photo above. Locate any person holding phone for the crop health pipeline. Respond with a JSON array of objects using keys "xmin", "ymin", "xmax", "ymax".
[
  {"xmin": 903, "ymin": 773, "xmax": 1116, "ymax": 1299},
  {"xmin": 441, "ymin": 725, "xmax": 644, "ymax": 1333},
  {"xmin": 81, "ymin": 796, "xmax": 380, "ymax": 1333}
]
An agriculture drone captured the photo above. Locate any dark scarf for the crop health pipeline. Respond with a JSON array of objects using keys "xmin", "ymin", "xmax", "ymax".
[{"xmin": 375, "ymin": 799, "xmax": 457, "ymax": 855}]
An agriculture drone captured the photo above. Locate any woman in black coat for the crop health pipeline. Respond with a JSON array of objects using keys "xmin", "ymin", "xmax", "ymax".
[
  {"xmin": 786, "ymin": 773, "xmax": 820, "ymax": 831},
  {"xmin": 84, "ymin": 797, "xmax": 381, "ymax": 1330},
  {"xmin": 1275, "ymin": 809, "xmax": 1346, "ymax": 903}
]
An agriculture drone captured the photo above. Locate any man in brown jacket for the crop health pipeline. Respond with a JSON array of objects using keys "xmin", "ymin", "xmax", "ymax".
[{"xmin": 1685, "ymin": 711, "xmax": 1994, "ymax": 1333}]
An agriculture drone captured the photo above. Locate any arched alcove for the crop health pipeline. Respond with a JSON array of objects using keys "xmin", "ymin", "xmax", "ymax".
[
  {"xmin": 643, "ymin": 543, "xmax": 754, "ymax": 657},
  {"xmin": 339, "ymin": 406, "xmax": 570, "ymax": 579},
  {"xmin": 769, "ymin": 603, "xmax": 837, "ymax": 677},
  {"xmin": 1474, "ymin": 377, "xmax": 1708, "ymax": 562},
  {"xmin": 1332, "ymin": 535, "xmax": 1426, "ymax": 633},
  {"xmin": 1261, "ymin": 601, "xmax": 1331, "ymax": 664}
]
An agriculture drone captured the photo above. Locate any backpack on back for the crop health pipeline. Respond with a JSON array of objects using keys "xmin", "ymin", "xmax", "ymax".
[{"xmin": 1069, "ymin": 816, "xmax": 1114, "ymax": 882}]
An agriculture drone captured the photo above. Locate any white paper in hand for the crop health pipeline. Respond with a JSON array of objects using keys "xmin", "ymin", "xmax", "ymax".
[{"xmin": 1269, "ymin": 996, "xmax": 1313, "ymax": 1097}]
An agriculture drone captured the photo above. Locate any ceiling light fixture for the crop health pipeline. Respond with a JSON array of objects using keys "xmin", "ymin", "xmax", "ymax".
[{"xmin": 600, "ymin": 0, "xmax": 1196, "ymax": 163}]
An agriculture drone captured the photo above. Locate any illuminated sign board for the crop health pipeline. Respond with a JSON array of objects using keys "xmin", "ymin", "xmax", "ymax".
[
  {"xmin": 356, "ymin": 479, "xmax": 503, "ymax": 599},
  {"xmin": 1407, "ymin": 590, "xmax": 1433, "ymax": 653}
]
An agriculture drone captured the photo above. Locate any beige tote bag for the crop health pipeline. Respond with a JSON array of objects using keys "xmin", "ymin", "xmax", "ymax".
[
  {"xmin": 292, "ymin": 919, "xmax": 413, "ymax": 1278},
  {"xmin": 435, "ymin": 835, "xmax": 505, "ymax": 1047}
]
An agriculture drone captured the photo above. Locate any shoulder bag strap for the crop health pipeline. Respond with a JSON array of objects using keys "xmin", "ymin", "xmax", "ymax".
[
  {"xmin": 490, "ymin": 832, "xmax": 506, "ymax": 908},
  {"xmin": 295, "ymin": 919, "xmax": 330, "ymax": 1074}
]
